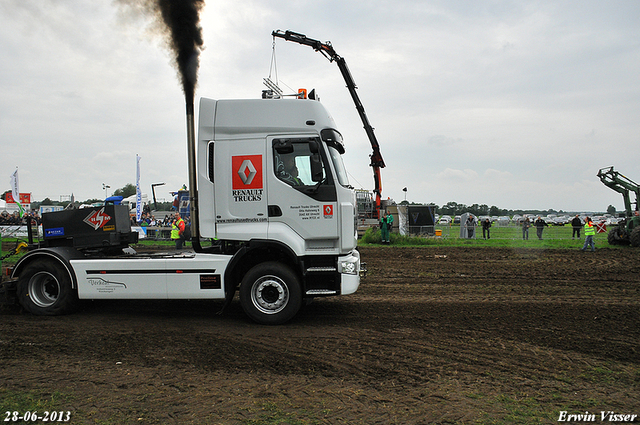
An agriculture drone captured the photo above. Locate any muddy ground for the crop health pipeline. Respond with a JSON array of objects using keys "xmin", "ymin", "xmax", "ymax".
[{"xmin": 1, "ymin": 246, "xmax": 639, "ymax": 424}]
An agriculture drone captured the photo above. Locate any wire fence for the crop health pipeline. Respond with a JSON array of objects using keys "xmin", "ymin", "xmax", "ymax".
[
  {"xmin": 3, "ymin": 223, "xmax": 608, "ymax": 243},
  {"xmin": 431, "ymin": 223, "xmax": 607, "ymax": 241}
]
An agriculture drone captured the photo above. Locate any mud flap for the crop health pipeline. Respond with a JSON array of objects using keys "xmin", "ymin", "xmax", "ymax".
[{"xmin": 217, "ymin": 285, "xmax": 237, "ymax": 315}]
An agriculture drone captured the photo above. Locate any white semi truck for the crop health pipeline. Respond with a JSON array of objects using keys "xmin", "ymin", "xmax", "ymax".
[{"xmin": 3, "ymin": 96, "xmax": 363, "ymax": 325}]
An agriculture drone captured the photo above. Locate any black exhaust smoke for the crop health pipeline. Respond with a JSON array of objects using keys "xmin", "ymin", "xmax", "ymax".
[
  {"xmin": 116, "ymin": 0, "xmax": 205, "ymax": 244},
  {"xmin": 155, "ymin": 0, "xmax": 204, "ymax": 107},
  {"xmin": 117, "ymin": 0, "xmax": 205, "ymax": 104}
]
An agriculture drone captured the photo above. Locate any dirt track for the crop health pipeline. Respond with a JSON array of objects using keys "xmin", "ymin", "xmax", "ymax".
[{"xmin": 1, "ymin": 246, "xmax": 639, "ymax": 424}]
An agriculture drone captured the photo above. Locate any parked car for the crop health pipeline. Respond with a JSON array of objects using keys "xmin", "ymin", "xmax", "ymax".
[
  {"xmin": 552, "ymin": 216, "xmax": 569, "ymax": 226},
  {"xmin": 497, "ymin": 216, "xmax": 510, "ymax": 226},
  {"xmin": 606, "ymin": 217, "xmax": 621, "ymax": 225},
  {"xmin": 438, "ymin": 215, "xmax": 452, "ymax": 225}
]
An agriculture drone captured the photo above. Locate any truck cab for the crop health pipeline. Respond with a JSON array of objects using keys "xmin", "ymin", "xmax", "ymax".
[{"xmin": 198, "ymin": 98, "xmax": 357, "ymax": 254}]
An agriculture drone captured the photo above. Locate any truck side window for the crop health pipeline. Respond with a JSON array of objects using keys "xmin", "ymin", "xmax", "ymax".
[
  {"xmin": 275, "ymin": 153, "xmax": 304, "ymax": 186},
  {"xmin": 274, "ymin": 142, "xmax": 325, "ymax": 188}
]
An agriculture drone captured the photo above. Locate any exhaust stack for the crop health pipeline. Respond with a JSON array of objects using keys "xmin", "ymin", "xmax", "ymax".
[{"xmin": 186, "ymin": 101, "xmax": 199, "ymax": 244}]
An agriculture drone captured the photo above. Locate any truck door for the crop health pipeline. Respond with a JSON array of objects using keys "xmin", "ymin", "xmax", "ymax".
[
  {"xmin": 266, "ymin": 137, "xmax": 339, "ymax": 251},
  {"xmin": 213, "ymin": 139, "xmax": 268, "ymax": 241}
]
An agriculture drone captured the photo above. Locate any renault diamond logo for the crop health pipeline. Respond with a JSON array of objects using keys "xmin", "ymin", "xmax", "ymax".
[
  {"xmin": 238, "ymin": 159, "xmax": 257, "ymax": 185},
  {"xmin": 232, "ymin": 154, "xmax": 263, "ymax": 190}
]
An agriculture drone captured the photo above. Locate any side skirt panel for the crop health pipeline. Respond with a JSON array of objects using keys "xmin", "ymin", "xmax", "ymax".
[{"xmin": 71, "ymin": 253, "xmax": 231, "ymax": 300}]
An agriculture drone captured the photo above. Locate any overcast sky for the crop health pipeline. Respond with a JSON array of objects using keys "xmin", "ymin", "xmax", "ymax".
[{"xmin": 2, "ymin": 0, "xmax": 639, "ymax": 212}]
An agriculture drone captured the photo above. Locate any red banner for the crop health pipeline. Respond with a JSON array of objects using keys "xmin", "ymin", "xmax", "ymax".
[{"xmin": 5, "ymin": 192, "xmax": 31, "ymax": 204}]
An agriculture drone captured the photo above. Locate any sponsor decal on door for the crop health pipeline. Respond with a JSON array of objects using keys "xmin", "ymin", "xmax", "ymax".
[{"xmin": 232, "ymin": 155, "xmax": 263, "ymax": 202}]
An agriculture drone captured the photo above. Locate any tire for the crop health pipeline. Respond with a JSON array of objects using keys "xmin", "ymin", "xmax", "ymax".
[
  {"xmin": 239, "ymin": 262, "xmax": 302, "ymax": 325},
  {"xmin": 608, "ymin": 227, "xmax": 628, "ymax": 246},
  {"xmin": 630, "ymin": 227, "xmax": 640, "ymax": 247},
  {"xmin": 17, "ymin": 259, "xmax": 78, "ymax": 316}
]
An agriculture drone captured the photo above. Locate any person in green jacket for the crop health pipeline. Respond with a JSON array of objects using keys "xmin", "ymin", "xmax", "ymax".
[{"xmin": 380, "ymin": 212, "xmax": 393, "ymax": 244}]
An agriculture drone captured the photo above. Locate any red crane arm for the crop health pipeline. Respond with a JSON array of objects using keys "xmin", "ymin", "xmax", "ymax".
[{"xmin": 273, "ymin": 30, "xmax": 386, "ymax": 218}]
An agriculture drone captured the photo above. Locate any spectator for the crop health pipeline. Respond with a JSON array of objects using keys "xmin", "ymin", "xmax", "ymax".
[
  {"xmin": 522, "ymin": 217, "xmax": 531, "ymax": 240},
  {"xmin": 482, "ymin": 218, "xmax": 491, "ymax": 239},
  {"xmin": 465, "ymin": 215, "xmax": 475, "ymax": 239},
  {"xmin": 171, "ymin": 212, "xmax": 186, "ymax": 250},
  {"xmin": 138, "ymin": 212, "xmax": 149, "ymax": 227},
  {"xmin": 581, "ymin": 217, "xmax": 596, "ymax": 252},
  {"xmin": 380, "ymin": 212, "xmax": 393, "ymax": 244},
  {"xmin": 534, "ymin": 216, "xmax": 548, "ymax": 240},
  {"xmin": 571, "ymin": 214, "xmax": 582, "ymax": 239},
  {"xmin": 0, "ymin": 211, "xmax": 22, "ymax": 225}
]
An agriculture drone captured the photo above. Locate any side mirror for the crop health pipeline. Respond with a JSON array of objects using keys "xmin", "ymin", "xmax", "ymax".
[
  {"xmin": 274, "ymin": 139, "xmax": 294, "ymax": 154},
  {"xmin": 308, "ymin": 139, "xmax": 319, "ymax": 154}
]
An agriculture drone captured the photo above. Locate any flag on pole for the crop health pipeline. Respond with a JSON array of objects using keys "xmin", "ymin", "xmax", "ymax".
[
  {"xmin": 10, "ymin": 167, "xmax": 24, "ymax": 217},
  {"xmin": 136, "ymin": 155, "xmax": 142, "ymax": 223}
]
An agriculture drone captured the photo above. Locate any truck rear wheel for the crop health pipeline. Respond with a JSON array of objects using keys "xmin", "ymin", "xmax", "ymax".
[
  {"xmin": 17, "ymin": 259, "xmax": 78, "ymax": 316},
  {"xmin": 240, "ymin": 262, "xmax": 302, "ymax": 325}
]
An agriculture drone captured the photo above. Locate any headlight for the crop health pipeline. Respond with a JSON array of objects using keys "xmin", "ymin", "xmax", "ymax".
[{"xmin": 339, "ymin": 260, "xmax": 358, "ymax": 275}]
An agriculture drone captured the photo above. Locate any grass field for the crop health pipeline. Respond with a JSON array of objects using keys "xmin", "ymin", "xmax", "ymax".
[{"xmin": 361, "ymin": 223, "xmax": 617, "ymax": 250}]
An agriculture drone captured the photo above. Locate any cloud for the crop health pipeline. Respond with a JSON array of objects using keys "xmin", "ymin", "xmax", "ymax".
[
  {"xmin": 1, "ymin": 0, "xmax": 640, "ymax": 213},
  {"xmin": 438, "ymin": 168, "xmax": 479, "ymax": 181},
  {"xmin": 484, "ymin": 169, "xmax": 513, "ymax": 180},
  {"xmin": 428, "ymin": 135, "xmax": 461, "ymax": 148}
]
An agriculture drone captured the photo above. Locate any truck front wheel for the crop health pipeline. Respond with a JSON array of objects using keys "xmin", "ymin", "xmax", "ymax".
[
  {"xmin": 240, "ymin": 262, "xmax": 302, "ymax": 325},
  {"xmin": 17, "ymin": 259, "xmax": 78, "ymax": 316}
]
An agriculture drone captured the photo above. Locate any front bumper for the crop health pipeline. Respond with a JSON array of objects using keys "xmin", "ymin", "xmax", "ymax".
[{"xmin": 339, "ymin": 250, "xmax": 361, "ymax": 295}]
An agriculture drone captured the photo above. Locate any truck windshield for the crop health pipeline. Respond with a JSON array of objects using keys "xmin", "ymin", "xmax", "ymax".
[{"xmin": 327, "ymin": 145, "xmax": 350, "ymax": 187}]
